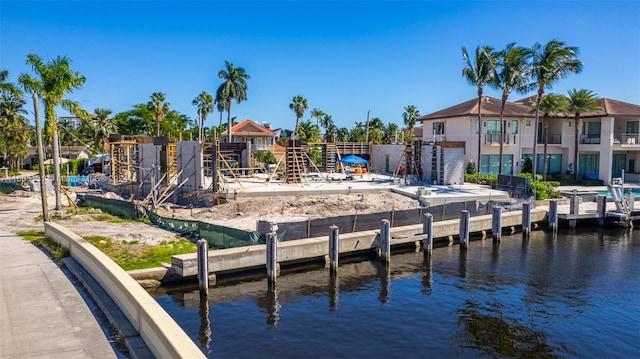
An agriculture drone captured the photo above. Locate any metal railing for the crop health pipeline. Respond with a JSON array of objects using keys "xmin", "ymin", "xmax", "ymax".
[
  {"xmin": 537, "ymin": 134, "xmax": 562, "ymax": 144},
  {"xmin": 580, "ymin": 134, "xmax": 601, "ymax": 144}
]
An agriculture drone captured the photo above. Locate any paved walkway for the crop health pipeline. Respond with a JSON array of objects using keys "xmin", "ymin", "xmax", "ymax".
[{"xmin": 0, "ymin": 230, "xmax": 118, "ymax": 358}]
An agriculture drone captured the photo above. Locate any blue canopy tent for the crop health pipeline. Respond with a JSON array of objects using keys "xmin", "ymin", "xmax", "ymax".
[{"xmin": 337, "ymin": 154, "xmax": 368, "ymax": 165}]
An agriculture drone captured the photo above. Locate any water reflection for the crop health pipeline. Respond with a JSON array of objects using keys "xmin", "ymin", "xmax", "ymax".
[
  {"xmin": 265, "ymin": 285, "xmax": 280, "ymax": 326},
  {"xmin": 453, "ymin": 299, "xmax": 575, "ymax": 357},
  {"xmin": 328, "ymin": 272, "xmax": 339, "ymax": 311},
  {"xmin": 198, "ymin": 297, "xmax": 212, "ymax": 350},
  {"xmin": 150, "ymin": 228, "xmax": 640, "ymax": 358},
  {"xmin": 421, "ymin": 254, "xmax": 432, "ymax": 295},
  {"xmin": 458, "ymin": 247, "xmax": 467, "ymax": 279},
  {"xmin": 377, "ymin": 261, "xmax": 390, "ymax": 304}
]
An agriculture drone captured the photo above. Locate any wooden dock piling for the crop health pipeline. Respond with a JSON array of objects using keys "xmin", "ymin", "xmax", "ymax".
[
  {"xmin": 266, "ymin": 232, "xmax": 278, "ymax": 284},
  {"xmin": 548, "ymin": 200, "xmax": 558, "ymax": 232},
  {"xmin": 197, "ymin": 239, "xmax": 208, "ymax": 297},
  {"xmin": 522, "ymin": 203, "xmax": 531, "ymax": 239},
  {"xmin": 329, "ymin": 225, "xmax": 339, "ymax": 273},
  {"xmin": 423, "ymin": 213, "xmax": 433, "ymax": 256},
  {"xmin": 380, "ymin": 219, "xmax": 390, "ymax": 263},
  {"xmin": 492, "ymin": 207, "xmax": 502, "ymax": 242},
  {"xmin": 460, "ymin": 210, "xmax": 470, "ymax": 249}
]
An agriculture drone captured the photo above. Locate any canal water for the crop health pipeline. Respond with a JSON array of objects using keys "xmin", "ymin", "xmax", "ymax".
[{"xmin": 149, "ymin": 228, "xmax": 640, "ymax": 358}]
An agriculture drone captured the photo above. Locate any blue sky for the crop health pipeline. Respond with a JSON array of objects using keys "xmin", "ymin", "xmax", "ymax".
[{"xmin": 1, "ymin": 1, "xmax": 639, "ymax": 131}]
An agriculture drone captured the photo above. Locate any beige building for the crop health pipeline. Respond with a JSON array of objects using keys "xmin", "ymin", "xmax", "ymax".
[
  {"xmin": 221, "ymin": 119, "xmax": 277, "ymax": 151},
  {"xmin": 418, "ymin": 96, "xmax": 640, "ymax": 183}
]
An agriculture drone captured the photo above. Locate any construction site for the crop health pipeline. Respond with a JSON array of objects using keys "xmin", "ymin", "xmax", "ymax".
[
  {"xmin": 104, "ymin": 134, "xmax": 470, "ymax": 205},
  {"xmin": 68, "ymin": 134, "xmax": 516, "ymax": 248}
]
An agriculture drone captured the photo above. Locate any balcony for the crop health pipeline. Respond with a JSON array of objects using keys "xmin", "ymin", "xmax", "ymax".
[
  {"xmin": 618, "ymin": 133, "xmax": 639, "ymax": 145},
  {"xmin": 485, "ymin": 133, "xmax": 516, "ymax": 145},
  {"xmin": 536, "ymin": 134, "xmax": 562, "ymax": 145},
  {"xmin": 580, "ymin": 134, "xmax": 601, "ymax": 144}
]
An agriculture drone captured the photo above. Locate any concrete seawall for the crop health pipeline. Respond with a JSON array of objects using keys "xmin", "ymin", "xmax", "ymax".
[
  {"xmin": 44, "ymin": 222, "xmax": 205, "ymax": 359},
  {"xmin": 173, "ymin": 208, "xmax": 547, "ymax": 278}
]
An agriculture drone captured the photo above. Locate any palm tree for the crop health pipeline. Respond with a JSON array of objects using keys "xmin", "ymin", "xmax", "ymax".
[
  {"xmin": 385, "ymin": 122, "xmax": 400, "ymax": 144},
  {"xmin": 489, "ymin": 43, "xmax": 534, "ymax": 174},
  {"xmin": 296, "ymin": 120, "xmax": 322, "ymax": 143},
  {"xmin": 0, "ymin": 70, "xmax": 20, "ymax": 96},
  {"xmin": 289, "ymin": 95, "xmax": 308, "ymax": 140},
  {"xmin": 322, "ymin": 114, "xmax": 335, "ymax": 141},
  {"xmin": 310, "ymin": 108, "xmax": 326, "ymax": 127},
  {"xmin": 567, "ymin": 89, "xmax": 601, "ymax": 180},
  {"xmin": 86, "ymin": 108, "xmax": 117, "ymax": 154},
  {"xmin": 402, "ymin": 105, "xmax": 420, "ymax": 143},
  {"xmin": 192, "ymin": 91, "xmax": 214, "ymax": 142},
  {"xmin": 215, "ymin": 92, "xmax": 228, "ymax": 129},
  {"xmin": 0, "ymin": 89, "xmax": 31, "ymax": 170},
  {"xmin": 147, "ymin": 92, "xmax": 169, "ymax": 137},
  {"xmin": 18, "ymin": 54, "xmax": 87, "ymax": 210},
  {"xmin": 537, "ymin": 94, "xmax": 568, "ymax": 180},
  {"xmin": 462, "ymin": 46, "xmax": 498, "ymax": 173},
  {"xmin": 217, "ymin": 61, "xmax": 250, "ymax": 142},
  {"xmin": 530, "ymin": 40, "xmax": 583, "ymax": 179}
]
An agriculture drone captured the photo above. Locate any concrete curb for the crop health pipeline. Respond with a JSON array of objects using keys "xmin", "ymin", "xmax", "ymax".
[{"xmin": 45, "ymin": 222, "xmax": 205, "ymax": 359}]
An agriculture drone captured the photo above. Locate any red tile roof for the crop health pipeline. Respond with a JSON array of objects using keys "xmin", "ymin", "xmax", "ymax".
[
  {"xmin": 221, "ymin": 119, "xmax": 275, "ymax": 136},
  {"xmin": 420, "ymin": 95, "xmax": 640, "ymax": 121},
  {"xmin": 418, "ymin": 96, "xmax": 531, "ymax": 121}
]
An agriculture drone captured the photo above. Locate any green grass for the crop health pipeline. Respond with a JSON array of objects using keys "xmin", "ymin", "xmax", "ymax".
[
  {"xmin": 16, "ymin": 230, "xmax": 45, "ymax": 241},
  {"xmin": 16, "ymin": 230, "xmax": 69, "ymax": 259},
  {"xmin": 83, "ymin": 235, "xmax": 197, "ymax": 271}
]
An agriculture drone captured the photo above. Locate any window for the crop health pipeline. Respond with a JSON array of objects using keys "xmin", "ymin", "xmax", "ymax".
[
  {"xmin": 480, "ymin": 154, "xmax": 513, "ymax": 175},
  {"xmin": 487, "ymin": 120, "xmax": 500, "ymax": 134},
  {"xmin": 578, "ymin": 154, "xmax": 600, "ymax": 179},
  {"xmin": 522, "ymin": 154, "xmax": 563, "ymax": 174},
  {"xmin": 525, "ymin": 119, "xmax": 531, "ymax": 126},
  {"xmin": 475, "ymin": 119, "xmax": 480, "ymax": 134},
  {"xmin": 512, "ymin": 120, "xmax": 518, "ymax": 134},
  {"xmin": 433, "ymin": 122, "xmax": 445, "ymax": 135},
  {"xmin": 626, "ymin": 121, "xmax": 639, "ymax": 134}
]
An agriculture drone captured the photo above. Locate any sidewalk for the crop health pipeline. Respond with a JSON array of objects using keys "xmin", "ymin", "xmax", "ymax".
[{"xmin": 0, "ymin": 230, "xmax": 118, "ymax": 358}]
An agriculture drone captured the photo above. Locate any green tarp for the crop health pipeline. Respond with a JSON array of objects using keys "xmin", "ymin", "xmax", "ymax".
[
  {"xmin": 148, "ymin": 210, "xmax": 262, "ymax": 249},
  {"xmin": 81, "ymin": 194, "xmax": 139, "ymax": 219}
]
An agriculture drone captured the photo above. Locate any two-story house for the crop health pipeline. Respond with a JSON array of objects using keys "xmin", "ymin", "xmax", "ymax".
[
  {"xmin": 221, "ymin": 119, "xmax": 277, "ymax": 151},
  {"xmin": 418, "ymin": 96, "xmax": 640, "ymax": 183}
]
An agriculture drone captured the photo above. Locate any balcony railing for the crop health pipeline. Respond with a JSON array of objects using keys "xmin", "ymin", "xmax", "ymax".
[
  {"xmin": 537, "ymin": 134, "xmax": 562, "ymax": 145},
  {"xmin": 619, "ymin": 133, "xmax": 640, "ymax": 145},
  {"xmin": 580, "ymin": 134, "xmax": 601, "ymax": 144},
  {"xmin": 485, "ymin": 133, "xmax": 516, "ymax": 145}
]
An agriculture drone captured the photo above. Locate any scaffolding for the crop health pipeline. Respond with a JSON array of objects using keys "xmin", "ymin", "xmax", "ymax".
[
  {"xmin": 166, "ymin": 143, "xmax": 177, "ymax": 185},
  {"xmin": 284, "ymin": 140, "xmax": 307, "ymax": 183},
  {"xmin": 110, "ymin": 140, "xmax": 139, "ymax": 183}
]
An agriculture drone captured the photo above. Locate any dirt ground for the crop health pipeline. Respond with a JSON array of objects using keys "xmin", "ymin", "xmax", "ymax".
[
  {"xmin": 155, "ymin": 190, "xmax": 422, "ymax": 231},
  {"xmin": 0, "ymin": 187, "xmax": 421, "ymax": 244}
]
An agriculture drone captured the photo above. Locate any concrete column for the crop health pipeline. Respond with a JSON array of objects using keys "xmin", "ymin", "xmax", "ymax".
[
  {"xmin": 548, "ymin": 200, "xmax": 558, "ymax": 232},
  {"xmin": 570, "ymin": 195, "xmax": 580, "ymax": 215},
  {"xmin": 266, "ymin": 232, "xmax": 278, "ymax": 284},
  {"xmin": 460, "ymin": 210, "xmax": 470, "ymax": 249},
  {"xmin": 492, "ymin": 206, "xmax": 502, "ymax": 242},
  {"xmin": 197, "ymin": 239, "xmax": 209, "ymax": 297},
  {"xmin": 522, "ymin": 203, "xmax": 531, "ymax": 239},
  {"xmin": 380, "ymin": 219, "xmax": 391, "ymax": 263},
  {"xmin": 423, "ymin": 213, "xmax": 433, "ymax": 256},
  {"xmin": 329, "ymin": 225, "xmax": 339, "ymax": 273}
]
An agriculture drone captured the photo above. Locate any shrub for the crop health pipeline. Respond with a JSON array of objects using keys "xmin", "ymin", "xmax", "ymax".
[
  {"xmin": 466, "ymin": 162, "xmax": 476, "ymax": 175},
  {"xmin": 252, "ymin": 150, "xmax": 277, "ymax": 166}
]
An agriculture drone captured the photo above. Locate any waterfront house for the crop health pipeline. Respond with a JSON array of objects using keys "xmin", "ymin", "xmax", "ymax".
[
  {"xmin": 418, "ymin": 96, "xmax": 640, "ymax": 183},
  {"xmin": 221, "ymin": 119, "xmax": 277, "ymax": 152}
]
